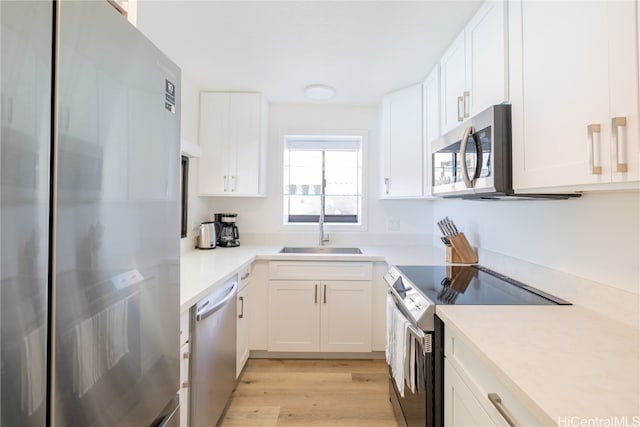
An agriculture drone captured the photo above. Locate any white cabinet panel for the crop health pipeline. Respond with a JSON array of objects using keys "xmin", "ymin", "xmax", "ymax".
[
  {"xmin": 267, "ymin": 280, "xmax": 320, "ymax": 352},
  {"xmin": 179, "ymin": 342, "xmax": 190, "ymax": 427},
  {"xmin": 423, "ymin": 65, "xmax": 440, "ymax": 197},
  {"xmin": 236, "ymin": 282, "xmax": 250, "ymax": 377},
  {"xmin": 267, "ymin": 262, "xmax": 374, "ymax": 353},
  {"xmin": 440, "ymin": 1, "xmax": 508, "ymax": 135},
  {"xmin": 380, "ymin": 84, "xmax": 424, "ymax": 198},
  {"xmin": 511, "ymin": 0, "xmax": 638, "ymax": 190},
  {"xmin": 320, "ymin": 281, "xmax": 372, "ymax": 352},
  {"xmin": 465, "ymin": 0, "xmax": 507, "ymax": 117},
  {"xmin": 440, "ymin": 31, "xmax": 467, "ymax": 134},
  {"xmin": 444, "ymin": 325, "xmax": 544, "ymax": 426},
  {"xmin": 198, "ymin": 92, "xmax": 267, "ymax": 196},
  {"xmin": 444, "ymin": 360, "xmax": 495, "ymax": 427},
  {"xmin": 268, "ymin": 261, "xmax": 373, "ymax": 281},
  {"xmin": 198, "ymin": 92, "xmax": 229, "ymax": 195}
]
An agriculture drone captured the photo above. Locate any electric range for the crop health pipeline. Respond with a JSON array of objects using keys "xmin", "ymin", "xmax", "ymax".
[{"xmin": 383, "ymin": 264, "xmax": 570, "ymax": 427}]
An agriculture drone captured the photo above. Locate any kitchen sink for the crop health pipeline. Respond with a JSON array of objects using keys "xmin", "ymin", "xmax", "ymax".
[{"xmin": 279, "ymin": 247, "xmax": 362, "ymax": 254}]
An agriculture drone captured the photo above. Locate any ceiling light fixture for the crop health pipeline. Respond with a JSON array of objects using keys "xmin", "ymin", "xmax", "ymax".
[{"xmin": 304, "ymin": 84, "xmax": 336, "ymax": 100}]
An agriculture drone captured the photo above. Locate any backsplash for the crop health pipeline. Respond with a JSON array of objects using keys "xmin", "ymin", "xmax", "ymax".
[{"xmin": 432, "ymin": 191, "xmax": 640, "ymax": 296}]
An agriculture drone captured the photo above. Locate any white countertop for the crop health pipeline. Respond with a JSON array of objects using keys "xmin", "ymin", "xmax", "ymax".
[{"xmin": 437, "ymin": 305, "xmax": 640, "ymax": 423}]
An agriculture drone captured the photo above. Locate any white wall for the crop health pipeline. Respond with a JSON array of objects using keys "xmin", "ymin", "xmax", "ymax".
[
  {"xmin": 432, "ymin": 191, "xmax": 640, "ymax": 295},
  {"xmin": 209, "ymin": 103, "xmax": 433, "ymax": 245},
  {"xmin": 180, "ymin": 74, "xmax": 211, "ymax": 253}
]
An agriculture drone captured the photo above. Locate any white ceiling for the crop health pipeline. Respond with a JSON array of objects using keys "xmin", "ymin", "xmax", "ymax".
[{"xmin": 136, "ymin": 1, "xmax": 482, "ymax": 105}]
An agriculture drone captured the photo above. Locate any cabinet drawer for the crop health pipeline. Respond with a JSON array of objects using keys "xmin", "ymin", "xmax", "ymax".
[
  {"xmin": 445, "ymin": 325, "xmax": 546, "ymax": 426},
  {"xmin": 269, "ymin": 261, "xmax": 373, "ymax": 281},
  {"xmin": 238, "ymin": 264, "xmax": 251, "ymax": 291},
  {"xmin": 179, "ymin": 309, "xmax": 190, "ymax": 348}
]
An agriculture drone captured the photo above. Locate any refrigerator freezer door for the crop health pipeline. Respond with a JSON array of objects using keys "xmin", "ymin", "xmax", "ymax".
[
  {"xmin": 0, "ymin": 1, "xmax": 53, "ymax": 426},
  {"xmin": 54, "ymin": 2, "xmax": 180, "ymax": 426}
]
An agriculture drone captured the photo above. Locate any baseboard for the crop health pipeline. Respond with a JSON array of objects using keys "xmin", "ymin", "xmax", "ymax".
[{"xmin": 249, "ymin": 350, "xmax": 386, "ymax": 360}]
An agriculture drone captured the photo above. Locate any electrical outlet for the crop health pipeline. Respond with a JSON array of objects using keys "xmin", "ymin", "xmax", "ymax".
[{"xmin": 388, "ymin": 219, "xmax": 400, "ymax": 231}]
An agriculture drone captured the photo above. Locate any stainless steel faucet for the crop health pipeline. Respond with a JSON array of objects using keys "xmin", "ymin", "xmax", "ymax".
[{"xmin": 319, "ymin": 151, "xmax": 329, "ymax": 246}]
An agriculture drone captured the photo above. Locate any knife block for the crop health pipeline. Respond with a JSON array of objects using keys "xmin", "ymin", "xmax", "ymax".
[{"xmin": 446, "ymin": 233, "xmax": 478, "ymax": 264}]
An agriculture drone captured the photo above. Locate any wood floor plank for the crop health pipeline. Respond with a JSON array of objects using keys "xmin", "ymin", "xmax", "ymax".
[
  {"xmin": 220, "ymin": 359, "xmax": 400, "ymax": 427},
  {"xmin": 220, "ymin": 406, "xmax": 280, "ymax": 426}
]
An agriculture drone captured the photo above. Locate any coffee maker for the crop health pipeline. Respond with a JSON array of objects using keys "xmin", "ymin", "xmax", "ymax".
[{"xmin": 214, "ymin": 213, "xmax": 240, "ymax": 247}]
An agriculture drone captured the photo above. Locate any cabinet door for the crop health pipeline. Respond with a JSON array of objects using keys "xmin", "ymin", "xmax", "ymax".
[
  {"xmin": 267, "ymin": 281, "xmax": 320, "ymax": 352},
  {"xmin": 440, "ymin": 31, "xmax": 467, "ymax": 134},
  {"xmin": 513, "ymin": 1, "xmax": 611, "ymax": 189},
  {"xmin": 423, "ymin": 66, "xmax": 440, "ymax": 197},
  {"xmin": 379, "ymin": 96, "xmax": 392, "ymax": 196},
  {"xmin": 608, "ymin": 0, "xmax": 639, "ymax": 183},
  {"xmin": 444, "ymin": 360, "xmax": 496, "ymax": 427},
  {"xmin": 320, "ymin": 281, "xmax": 372, "ymax": 352},
  {"xmin": 230, "ymin": 93, "xmax": 262, "ymax": 195},
  {"xmin": 465, "ymin": 1, "xmax": 507, "ymax": 117},
  {"xmin": 236, "ymin": 283, "xmax": 250, "ymax": 377},
  {"xmin": 198, "ymin": 92, "xmax": 230, "ymax": 195},
  {"xmin": 179, "ymin": 342, "xmax": 190, "ymax": 427},
  {"xmin": 385, "ymin": 84, "xmax": 424, "ymax": 197}
]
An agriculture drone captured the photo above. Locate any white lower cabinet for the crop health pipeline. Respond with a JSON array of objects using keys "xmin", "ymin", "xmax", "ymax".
[
  {"xmin": 444, "ymin": 359, "xmax": 494, "ymax": 426},
  {"xmin": 236, "ymin": 271, "xmax": 251, "ymax": 377},
  {"xmin": 267, "ymin": 262, "xmax": 373, "ymax": 352},
  {"xmin": 444, "ymin": 325, "xmax": 545, "ymax": 426},
  {"xmin": 178, "ymin": 309, "xmax": 190, "ymax": 427}
]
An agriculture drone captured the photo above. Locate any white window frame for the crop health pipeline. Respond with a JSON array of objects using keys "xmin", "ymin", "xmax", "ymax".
[{"xmin": 279, "ymin": 129, "xmax": 368, "ymax": 232}]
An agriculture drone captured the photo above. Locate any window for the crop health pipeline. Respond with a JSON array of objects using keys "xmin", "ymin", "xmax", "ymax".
[{"xmin": 283, "ymin": 135, "xmax": 362, "ymax": 224}]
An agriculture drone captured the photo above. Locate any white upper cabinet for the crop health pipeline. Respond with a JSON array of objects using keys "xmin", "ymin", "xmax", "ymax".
[
  {"xmin": 440, "ymin": 32, "xmax": 467, "ymax": 134},
  {"xmin": 510, "ymin": 0, "xmax": 639, "ymax": 190},
  {"xmin": 465, "ymin": 1, "xmax": 507, "ymax": 117},
  {"xmin": 198, "ymin": 92, "xmax": 268, "ymax": 196},
  {"xmin": 380, "ymin": 83, "xmax": 424, "ymax": 198},
  {"xmin": 423, "ymin": 65, "xmax": 440, "ymax": 197},
  {"xmin": 440, "ymin": 1, "xmax": 508, "ymax": 134}
]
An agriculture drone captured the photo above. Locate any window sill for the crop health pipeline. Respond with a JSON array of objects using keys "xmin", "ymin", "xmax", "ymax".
[{"xmin": 279, "ymin": 222, "xmax": 366, "ymax": 232}]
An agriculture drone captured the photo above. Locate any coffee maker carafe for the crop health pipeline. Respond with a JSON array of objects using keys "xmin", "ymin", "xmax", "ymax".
[{"xmin": 214, "ymin": 213, "xmax": 240, "ymax": 247}]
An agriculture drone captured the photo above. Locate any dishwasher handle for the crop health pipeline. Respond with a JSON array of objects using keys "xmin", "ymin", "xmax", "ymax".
[{"xmin": 195, "ymin": 281, "xmax": 238, "ymax": 322}]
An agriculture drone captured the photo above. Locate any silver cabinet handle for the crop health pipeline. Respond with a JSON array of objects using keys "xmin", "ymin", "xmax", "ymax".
[
  {"xmin": 238, "ymin": 296, "xmax": 244, "ymax": 319},
  {"xmin": 612, "ymin": 117, "xmax": 628, "ymax": 173},
  {"xmin": 323, "ymin": 284, "xmax": 327, "ymax": 304},
  {"xmin": 240, "ymin": 272, "xmax": 250, "ymax": 280},
  {"xmin": 314, "ymin": 283, "xmax": 318, "ymax": 304},
  {"xmin": 463, "ymin": 91, "xmax": 470, "ymax": 118},
  {"xmin": 457, "ymin": 96, "xmax": 464, "ymax": 122},
  {"xmin": 384, "ymin": 178, "xmax": 390, "ymax": 195},
  {"xmin": 587, "ymin": 124, "xmax": 603, "ymax": 175},
  {"xmin": 488, "ymin": 393, "xmax": 518, "ymax": 427},
  {"xmin": 223, "ymin": 175, "xmax": 229, "ymax": 191},
  {"xmin": 230, "ymin": 175, "xmax": 236, "ymax": 192}
]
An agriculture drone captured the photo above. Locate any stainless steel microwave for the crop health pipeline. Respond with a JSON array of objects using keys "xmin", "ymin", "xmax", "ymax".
[{"xmin": 431, "ymin": 104, "xmax": 579, "ymax": 200}]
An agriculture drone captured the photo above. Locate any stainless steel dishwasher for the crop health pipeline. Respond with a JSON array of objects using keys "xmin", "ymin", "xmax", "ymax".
[{"xmin": 190, "ymin": 279, "xmax": 237, "ymax": 427}]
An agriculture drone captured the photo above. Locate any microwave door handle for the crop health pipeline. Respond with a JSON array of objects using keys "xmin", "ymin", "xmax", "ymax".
[
  {"xmin": 460, "ymin": 126, "xmax": 475, "ymax": 188},
  {"xmin": 473, "ymin": 133, "xmax": 483, "ymax": 181}
]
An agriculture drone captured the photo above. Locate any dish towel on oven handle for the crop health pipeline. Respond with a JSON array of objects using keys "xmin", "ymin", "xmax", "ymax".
[
  {"xmin": 387, "ymin": 294, "xmax": 427, "ymax": 397},
  {"xmin": 405, "ymin": 323, "xmax": 424, "ymax": 394}
]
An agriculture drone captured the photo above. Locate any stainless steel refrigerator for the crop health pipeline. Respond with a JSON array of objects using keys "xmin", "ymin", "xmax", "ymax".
[{"xmin": 1, "ymin": 1, "xmax": 181, "ymax": 426}]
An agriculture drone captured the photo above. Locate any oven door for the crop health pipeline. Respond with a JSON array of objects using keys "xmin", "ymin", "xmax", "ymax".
[{"xmin": 386, "ymin": 294, "xmax": 434, "ymax": 427}]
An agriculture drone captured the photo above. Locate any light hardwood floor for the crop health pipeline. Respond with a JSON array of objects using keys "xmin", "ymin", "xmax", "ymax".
[{"xmin": 219, "ymin": 359, "xmax": 400, "ymax": 427}]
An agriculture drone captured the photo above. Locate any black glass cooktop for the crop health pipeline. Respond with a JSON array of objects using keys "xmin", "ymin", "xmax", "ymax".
[{"xmin": 394, "ymin": 265, "xmax": 570, "ymax": 306}]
